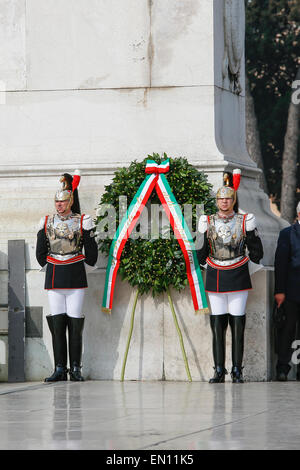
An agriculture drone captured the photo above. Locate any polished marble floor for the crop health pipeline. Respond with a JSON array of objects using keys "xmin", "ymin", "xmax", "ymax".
[{"xmin": 0, "ymin": 380, "xmax": 299, "ymax": 450}]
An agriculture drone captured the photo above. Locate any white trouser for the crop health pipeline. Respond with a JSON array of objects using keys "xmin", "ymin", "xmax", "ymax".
[
  {"xmin": 48, "ymin": 289, "xmax": 85, "ymax": 318},
  {"xmin": 208, "ymin": 291, "xmax": 248, "ymax": 316}
]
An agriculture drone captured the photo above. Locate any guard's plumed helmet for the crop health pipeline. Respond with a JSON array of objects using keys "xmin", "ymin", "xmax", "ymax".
[
  {"xmin": 55, "ymin": 170, "xmax": 81, "ymax": 214},
  {"xmin": 216, "ymin": 169, "xmax": 241, "ymax": 204}
]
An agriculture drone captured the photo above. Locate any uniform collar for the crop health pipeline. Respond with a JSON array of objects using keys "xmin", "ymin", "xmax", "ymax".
[
  {"xmin": 217, "ymin": 211, "xmax": 235, "ymax": 222},
  {"xmin": 56, "ymin": 212, "xmax": 73, "ymax": 221}
]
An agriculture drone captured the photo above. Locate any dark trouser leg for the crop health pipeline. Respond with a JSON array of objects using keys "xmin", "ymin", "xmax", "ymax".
[
  {"xmin": 45, "ymin": 314, "xmax": 68, "ymax": 382},
  {"xmin": 276, "ymin": 300, "xmax": 299, "ymax": 379},
  {"xmin": 229, "ymin": 314, "xmax": 246, "ymax": 383},
  {"xmin": 209, "ymin": 314, "xmax": 229, "ymax": 383},
  {"xmin": 67, "ymin": 316, "xmax": 85, "ymax": 381}
]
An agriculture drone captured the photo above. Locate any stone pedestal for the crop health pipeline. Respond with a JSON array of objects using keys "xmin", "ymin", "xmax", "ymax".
[{"xmin": 0, "ymin": 0, "xmax": 287, "ymax": 381}]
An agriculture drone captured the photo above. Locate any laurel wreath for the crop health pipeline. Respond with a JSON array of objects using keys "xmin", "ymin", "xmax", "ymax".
[{"xmin": 96, "ymin": 153, "xmax": 216, "ymax": 297}]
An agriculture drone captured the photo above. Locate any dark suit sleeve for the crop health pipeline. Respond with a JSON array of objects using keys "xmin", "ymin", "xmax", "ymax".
[
  {"xmin": 82, "ymin": 229, "xmax": 98, "ymax": 266},
  {"xmin": 196, "ymin": 231, "xmax": 210, "ymax": 266},
  {"xmin": 36, "ymin": 229, "xmax": 48, "ymax": 267},
  {"xmin": 245, "ymin": 229, "xmax": 264, "ymax": 263},
  {"xmin": 274, "ymin": 228, "xmax": 291, "ymax": 294}
]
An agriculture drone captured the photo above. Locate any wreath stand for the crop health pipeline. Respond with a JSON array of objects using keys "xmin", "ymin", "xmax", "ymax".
[{"xmin": 120, "ymin": 287, "xmax": 192, "ymax": 382}]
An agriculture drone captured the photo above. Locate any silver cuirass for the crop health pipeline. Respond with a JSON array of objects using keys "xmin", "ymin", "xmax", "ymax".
[
  {"xmin": 207, "ymin": 213, "xmax": 246, "ymax": 261},
  {"xmin": 46, "ymin": 214, "xmax": 82, "ymax": 256}
]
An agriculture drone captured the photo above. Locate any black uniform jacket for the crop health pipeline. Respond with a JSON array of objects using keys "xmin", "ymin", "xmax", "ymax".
[
  {"xmin": 274, "ymin": 222, "xmax": 300, "ymax": 302},
  {"xmin": 197, "ymin": 229, "xmax": 263, "ymax": 293},
  {"xmin": 36, "ymin": 218, "xmax": 98, "ymax": 290}
]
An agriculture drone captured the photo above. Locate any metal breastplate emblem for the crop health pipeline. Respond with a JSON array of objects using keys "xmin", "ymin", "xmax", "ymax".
[
  {"xmin": 46, "ymin": 214, "xmax": 82, "ymax": 255},
  {"xmin": 207, "ymin": 214, "xmax": 246, "ymax": 261}
]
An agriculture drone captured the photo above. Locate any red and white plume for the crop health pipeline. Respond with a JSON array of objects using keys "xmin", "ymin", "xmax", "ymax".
[
  {"xmin": 232, "ymin": 169, "xmax": 241, "ymax": 192},
  {"xmin": 72, "ymin": 169, "xmax": 81, "ymax": 192}
]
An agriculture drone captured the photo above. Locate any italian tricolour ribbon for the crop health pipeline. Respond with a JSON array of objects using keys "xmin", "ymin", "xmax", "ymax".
[{"xmin": 102, "ymin": 159, "xmax": 209, "ymax": 314}]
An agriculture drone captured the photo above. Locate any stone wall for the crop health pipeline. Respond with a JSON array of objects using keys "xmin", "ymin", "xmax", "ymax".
[{"xmin": 0, "ymin": 0, "xmax": 287, "ymax": 381}]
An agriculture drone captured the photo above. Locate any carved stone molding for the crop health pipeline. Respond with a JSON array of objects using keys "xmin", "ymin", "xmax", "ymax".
[{"xmin": 0, "ymin": 159, "xmax": 261, "ymax": 179}]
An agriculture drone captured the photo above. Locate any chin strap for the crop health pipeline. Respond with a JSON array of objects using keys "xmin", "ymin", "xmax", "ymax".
[{"xmin": 217, "ymin": 211, "xmax": 235, "ymax": 218}]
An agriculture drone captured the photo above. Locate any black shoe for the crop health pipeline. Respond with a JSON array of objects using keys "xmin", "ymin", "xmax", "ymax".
[
  {"xmin": 276, "ymin": 371, "xmax": 288, "ymax": 382},
  {"xmin": 209, "ymin": 366, "xmax": 227, "ymax": 383},
  {"xmin": 69, "ymin": 364, "xmax": 85, "ymax": 382},
  {"xmin": 45, "ymin": 365, "xmax": 68, "ymax": 382},
  {"xmin": 231, "ymin": 366, "xmax": 244, "ymax": 383}
]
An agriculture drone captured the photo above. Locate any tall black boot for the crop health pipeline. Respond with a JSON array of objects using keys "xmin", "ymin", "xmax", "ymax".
[
  {"xmin": 229, "ymin": 315, "xmax": 246, "ymax": 383},
  {"xmin": 67, "ymin": 316, "xmax": 85, "ymax": 381},
  {"xmin": 45, "ymin": 314, "xmax": 68, "ymax": 382},
  {"xmin": 209, "ymin": 314, "xmax": 229, "ymax": 383}
]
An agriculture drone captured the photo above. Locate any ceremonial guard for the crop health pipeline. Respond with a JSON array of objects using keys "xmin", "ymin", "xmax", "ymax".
[
  {"xmin": 197, "ymin": 170, "xmax": 263, "ymax": 383},
  {"xmin": 36, "ymin": 171, "xmax": 98, "ymax": 382}
]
